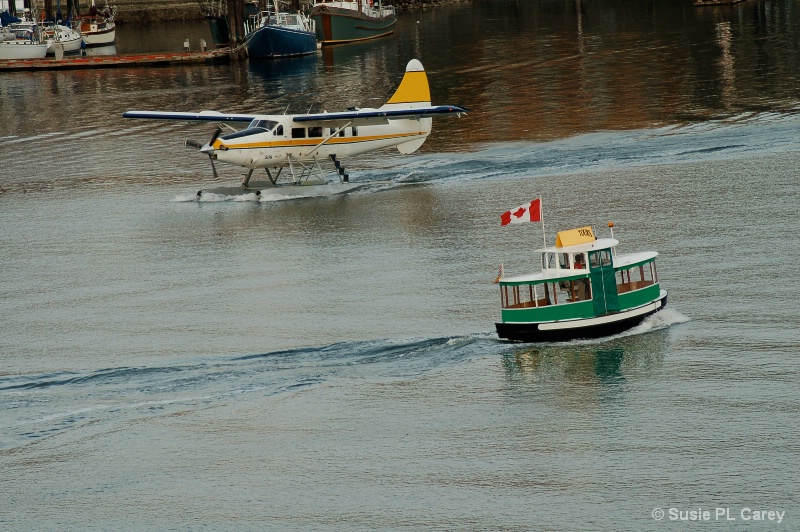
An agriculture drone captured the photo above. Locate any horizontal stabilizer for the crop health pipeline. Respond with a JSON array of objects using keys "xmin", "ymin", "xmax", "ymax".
[{"xmin": 122, "ymin": 110, "xmax": 257, "ymax": 122}]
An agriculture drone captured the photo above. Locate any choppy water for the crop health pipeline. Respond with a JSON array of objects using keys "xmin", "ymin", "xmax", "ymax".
[{"xmin": 2, "ymin": 0, "xmax": 799, "ymax": 529}]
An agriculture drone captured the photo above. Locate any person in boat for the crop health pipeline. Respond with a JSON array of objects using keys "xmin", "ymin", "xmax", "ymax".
[{"xmin": 574, "ymin": 253, "xmax": 586, "ymax": 269}]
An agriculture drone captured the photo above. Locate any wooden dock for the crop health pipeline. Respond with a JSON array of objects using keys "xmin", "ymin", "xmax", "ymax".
[{"xmin": 0, "ymin": 49, "xmax": 231, "ymax": 72}]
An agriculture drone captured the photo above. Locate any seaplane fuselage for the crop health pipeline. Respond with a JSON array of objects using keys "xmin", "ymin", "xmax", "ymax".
[{"xmin": 206, "ymin": 114, "xmax": 433, "ymax": 169}]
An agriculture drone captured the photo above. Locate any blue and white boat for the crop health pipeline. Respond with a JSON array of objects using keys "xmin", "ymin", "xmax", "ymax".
[{"xmin": 244, "ymin": 0, "xmax": 317, "ymax": 59}]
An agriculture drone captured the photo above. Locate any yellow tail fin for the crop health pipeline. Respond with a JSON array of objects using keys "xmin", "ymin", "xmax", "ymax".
[{"xmin": 386, "ymin": 59, "xmax": 431, "ymax": 105}]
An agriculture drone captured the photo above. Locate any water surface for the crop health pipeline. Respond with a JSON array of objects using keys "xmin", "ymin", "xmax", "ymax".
[{"xmin": 1, "ymin": 0, "xmax": 799, "ymax": 529}]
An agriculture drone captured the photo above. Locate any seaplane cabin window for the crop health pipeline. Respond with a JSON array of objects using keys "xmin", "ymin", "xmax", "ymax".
[
  {"xmin": 308, "ymin": 126, "xmax": 323, "ymax": 138},
  {"xmin": 291, "ymin": 127, "xmax": 306, "ymax": 139},
  {"xmin": 338, "ymin": 129, "xmax": 346, "ymax": 137},
  {"xmin": 274, "ymin": 125, "xmax": 284, "ymax": 136},
  {"xmin": 352, "ymin": 126, "xmax": 359, "ymax": 137}
]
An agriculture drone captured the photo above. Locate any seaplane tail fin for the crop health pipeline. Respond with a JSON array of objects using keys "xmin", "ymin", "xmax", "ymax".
[{"xmin": 383, "ymin": 59, "xmax": 431, "ymax": 109}]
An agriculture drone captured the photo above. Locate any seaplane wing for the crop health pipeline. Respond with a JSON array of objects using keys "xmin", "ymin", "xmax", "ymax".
[
  {"xmin": 294, "ymin": 105, "xmax": 468, "ymax": 127},
  {"xmin": 122, "ymin": 59, "xmax": 467, "ymax": 195},
  {"xmin": 121, "ymin": 110, "xmax": 258, "ymax": 122}
]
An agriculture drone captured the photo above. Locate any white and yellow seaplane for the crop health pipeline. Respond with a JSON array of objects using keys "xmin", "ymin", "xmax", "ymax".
[{"xmin": 123, "ymin": 59, "xmax": 467, "ymax": 199}]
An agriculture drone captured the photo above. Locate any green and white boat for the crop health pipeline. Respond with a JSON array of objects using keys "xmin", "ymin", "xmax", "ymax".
[
  {"xmin": 495, "ymin": 224, "xmax": 668, "ymax": 342},
  {"xmin": 310, "ymin": 0, "xmax": 396, "ymax": 45}
]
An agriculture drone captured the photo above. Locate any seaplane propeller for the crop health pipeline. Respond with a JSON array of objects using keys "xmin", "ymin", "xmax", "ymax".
[{"xmin": 184, "ymin": 126, "xmax": 223, "ymax": 179}]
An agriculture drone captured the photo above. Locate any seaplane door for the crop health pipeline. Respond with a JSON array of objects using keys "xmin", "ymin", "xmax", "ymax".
[{"xmin": 589, "ymin": 249, "xmax": 620, "ymax": 315}]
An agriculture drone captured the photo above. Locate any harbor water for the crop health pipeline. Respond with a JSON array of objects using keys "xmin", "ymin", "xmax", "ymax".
[{"xmin": 1, "ymin": 0, "xmax": 799, "ymax": 529}]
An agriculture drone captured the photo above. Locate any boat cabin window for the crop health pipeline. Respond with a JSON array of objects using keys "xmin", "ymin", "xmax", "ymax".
[
  {"xmin": 291, "ymin": 127, "xmax": 306, "ymax": 139},
  {"xmin": 308, "ymin": 126, "xmax": 323, "ymax": 138},
  {"xmin": 573, "ymin": 253, "xmax": 586, "ymax": 269},
  {"xmin": 589, "ymin": 249, "xmax": 612, "ymax": 268},
  {"xmin": 616, "ymin": 260, "xmax": 657, "ymax": 294},
  {"xmin": 500, "ymin": 280, "xmax": 591, "ymax": 309},
  {"xmin": 542, "ymin": 252, "xmax": 558, "ymax": 269}
]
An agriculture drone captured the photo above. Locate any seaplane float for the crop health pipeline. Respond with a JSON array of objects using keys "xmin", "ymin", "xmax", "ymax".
[
  {"xmin": 123, "ymin": 59, "xmax": 467, "ymax": 199},
  {"xmin": 494, "ymin": 199, "xmax": 668, "ymax": 342}
]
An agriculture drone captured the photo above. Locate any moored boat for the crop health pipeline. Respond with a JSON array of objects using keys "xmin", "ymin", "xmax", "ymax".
[
  {"xmin": 244, "ymin": 1, "xmax": 317, "ymax": 59},
  {"xmin": 42, "ymin": 23, "xmax": 83, "ymax": 54},
  {"xmin": 78, "ymin": 3, "xmax": 116, "ymax": 47},
  {"xmin": 310, "ymin": 0, "xmax": 395, "ymax": 45},
  {"xmin": 0, "ymin": 23, "xmax": 48, "ymax": 60},
  {"xmin": 494, "ymin": 199, "xmax": 667, "ymax": 342}
]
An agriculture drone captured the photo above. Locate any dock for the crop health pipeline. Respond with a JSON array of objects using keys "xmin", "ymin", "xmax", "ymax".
[{"xmin": 0, "ymin": 49, "xmax": 231, "ymax": 72}]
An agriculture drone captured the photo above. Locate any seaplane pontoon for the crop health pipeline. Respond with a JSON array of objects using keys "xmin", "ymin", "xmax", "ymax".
[{"xmin": 495, "ymin": 225, "xmax": 668, "ymax": 342}]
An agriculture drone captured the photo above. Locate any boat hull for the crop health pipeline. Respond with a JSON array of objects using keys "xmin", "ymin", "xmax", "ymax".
[
  {"xmin": 496, "ymin": 291, "xmax": 668, "ymax": 342},
  {"xmin": 0, "ymin": 41, "xmax": 49, "ymax": 60},
  {"xmin": 47, "ymin": 36, "xmax": 82, "ymax": 54},
  {"xmin": 82, "ymin": 26, "xmax": 115, "ymax": 47},
  {"xmin": 310, "ymin": 6, "xmax": 396, "ymax": 44},
  {"xmin": 245, "ymin": 25, "xmax": 317, "ymax": 59}
]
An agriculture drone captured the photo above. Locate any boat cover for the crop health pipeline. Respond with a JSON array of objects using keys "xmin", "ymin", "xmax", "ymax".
[{"xmin": 555, "ymin": 226, "xmax": 595, "ymax": 247}]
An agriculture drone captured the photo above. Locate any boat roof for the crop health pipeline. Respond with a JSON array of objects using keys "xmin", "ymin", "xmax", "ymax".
[
  {"xmin": 500, "ymin": 250, "xmax": 659, "ymax": 285},
  {"xmin": 534, "ymin": 237, "xmax": 618, "ymax": 254}
]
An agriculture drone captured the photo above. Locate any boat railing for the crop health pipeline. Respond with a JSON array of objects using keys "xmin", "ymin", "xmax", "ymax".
[
  {"xmin": 246, "ymin": 8, "xmax": 313, "ymax": 33},
  {"xmin": 316, "ymin": 0, "xmax": 395, "ymax": 17}
]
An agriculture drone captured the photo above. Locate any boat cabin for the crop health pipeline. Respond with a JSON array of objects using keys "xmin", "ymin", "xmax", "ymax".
[{"xmin": 498, "ymin": 226, "xmax": 661, "ymax": 323}]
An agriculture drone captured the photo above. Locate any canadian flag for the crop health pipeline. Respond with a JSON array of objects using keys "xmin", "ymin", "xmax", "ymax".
[{"xmin": 500, "ymin": 198, "xmax": 542, "ymax": 226}]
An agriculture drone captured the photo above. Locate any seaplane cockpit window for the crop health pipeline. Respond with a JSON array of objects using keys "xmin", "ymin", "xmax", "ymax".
[
  {"xmin": 274, "ymin": 125, "xmax": 284, "ymax": 136},
  {"xmin": 246, "ymin": 119, "xmax": 278, "ymax": 132}
]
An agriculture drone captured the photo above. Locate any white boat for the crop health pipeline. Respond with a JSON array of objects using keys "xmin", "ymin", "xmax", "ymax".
[
  {"xmin": 42, "ymin": 23, "xmax": 83, "ymax": 54},
  {"xmin": 78, "ymin": 4, "xmax": 116, "ymax": 47},
  {"xmin": 8, "ymin": 20, "xmax": 82, "ymax": 56},
  {"xmin": 0, "ymin": 24, "xmax": 48, "ymax": 60}
]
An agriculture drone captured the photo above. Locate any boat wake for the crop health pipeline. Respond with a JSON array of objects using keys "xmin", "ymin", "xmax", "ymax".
[
  {"xmin": 0, "ymin": 335, "xmax": 492, "ymax": 451},
  {"xmin": 621, "ymin": 307, "xmax": 691, "ymax": 337}
]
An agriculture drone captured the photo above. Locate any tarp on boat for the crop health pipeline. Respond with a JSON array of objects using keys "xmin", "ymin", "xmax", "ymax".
[{"xmin": 555, "ymin": 226, "xmax": 595, "ymax": 247}]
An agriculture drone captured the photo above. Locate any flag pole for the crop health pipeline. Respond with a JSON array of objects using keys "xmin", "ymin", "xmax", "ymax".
[{"xmin": 540, "ymin": 196, "xmax": 547, "ymax": 251}]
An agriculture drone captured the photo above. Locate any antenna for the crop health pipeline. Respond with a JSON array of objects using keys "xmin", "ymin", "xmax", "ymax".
[{"xmin": 608, "ymin": 221, "xmax": 616, "ymax": 260}]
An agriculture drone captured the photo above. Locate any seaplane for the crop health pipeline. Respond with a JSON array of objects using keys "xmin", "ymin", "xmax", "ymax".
[{"xmin": 123, "ymin": 59, "xmax": 468, "ymax": 199}]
